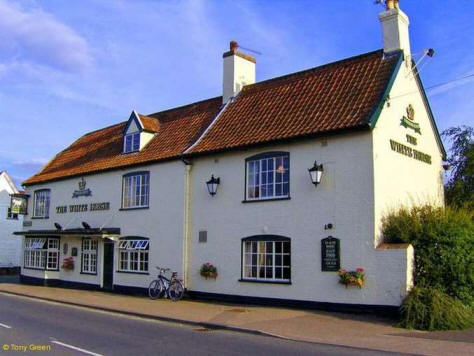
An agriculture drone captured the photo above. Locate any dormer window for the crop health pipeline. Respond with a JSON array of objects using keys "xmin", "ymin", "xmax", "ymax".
[
  {"xmin": 124, "ymin": 132, "xmax": 140, "ymax": 153},
  {"xmin": 122, "ymin": 110, "xmax": 159, "ymax": 154}
]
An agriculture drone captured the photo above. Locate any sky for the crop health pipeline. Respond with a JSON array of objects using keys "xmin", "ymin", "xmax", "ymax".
[{"xmin": 0, "ymin": 0, "xmax": 473, "ymax": 187}]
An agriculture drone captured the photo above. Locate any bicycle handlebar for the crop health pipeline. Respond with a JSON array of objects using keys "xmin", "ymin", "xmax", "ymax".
[{"xmin": 155, "ymin": 266, "xmax": 170, "ymax": 272}]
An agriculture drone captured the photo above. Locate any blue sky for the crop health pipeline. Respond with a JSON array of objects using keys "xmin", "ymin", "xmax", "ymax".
[{"xmin": 1, "ymin": 0, "xmax": 473, "ymax": 187}]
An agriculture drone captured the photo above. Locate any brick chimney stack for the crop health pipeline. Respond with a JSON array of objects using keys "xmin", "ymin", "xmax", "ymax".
[{"xmin": 379, "ymin": 0, "xmax": 411, "ymax": 57}]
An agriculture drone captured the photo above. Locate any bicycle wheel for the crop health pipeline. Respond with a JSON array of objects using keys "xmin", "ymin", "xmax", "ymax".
[
  {"xmin": 168, "ymin": 280, "xmax": 184, "ymax": 301},
  {"xmin": 148, "ymin": 279, "xmax": 165, "ymax": 299}
]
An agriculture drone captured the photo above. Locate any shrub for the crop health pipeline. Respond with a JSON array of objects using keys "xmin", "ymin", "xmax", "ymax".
[
  {"xmin": 399, "ymin": 287, "xmax": 474, "ymax": 330},
  {"xmin": 382, "ymin": 205, "xmax": 474, "ymax": 307}
]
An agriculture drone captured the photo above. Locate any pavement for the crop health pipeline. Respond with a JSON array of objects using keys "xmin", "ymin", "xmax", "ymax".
[{"xmin": 0, "ymin": 283, "xmax": 472, "ymax": 356}]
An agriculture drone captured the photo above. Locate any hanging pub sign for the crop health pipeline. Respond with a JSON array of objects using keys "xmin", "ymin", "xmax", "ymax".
[
  {"xmin": 10, "ymin": 193, "xmax": 29, "ymax": 215},
  {"xmin": 321, "ymin": 236, "xmax": 340, "ymax": 272}
]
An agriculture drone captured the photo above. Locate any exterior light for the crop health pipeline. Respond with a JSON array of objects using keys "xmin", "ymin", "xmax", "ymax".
[
  {"xmin": 54, "ymin": 223, "xmax": 62, "ymax": 230},
  {"xmin": 82, "ymin": 221, "xmax": 91, "ymax": 230},
  {"xmin": 206, "ymin": 175, "xmax": 220, "ymax": 196},
  {"xmin": 308, "ymin": 161, "xmax": 324, "ymax": 187}
]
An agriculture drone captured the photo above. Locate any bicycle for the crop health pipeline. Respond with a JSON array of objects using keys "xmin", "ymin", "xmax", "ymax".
[{"xmin": 148, "ymin": 267, "xmax": 184, "ymax": 301}]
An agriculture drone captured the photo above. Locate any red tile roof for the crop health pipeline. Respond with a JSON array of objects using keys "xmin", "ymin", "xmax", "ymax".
[
  {"xmin": 23, "ymin": 49, "xmax": 401, "ymax": 186},
  {"xmin": 186, "ymin": 50, "xmax": 400, "ymax": 154},
  {"xmin": 23, "ymin": 97, "xmax": 222, "ymax": 185}
]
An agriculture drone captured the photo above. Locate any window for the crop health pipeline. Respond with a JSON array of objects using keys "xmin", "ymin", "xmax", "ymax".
[
  {"xmin": 7, "ymin": 208, "xmax": 18, "ymax": 220},
  {"xmin": 124, "ymin": 132, "xmax": 140, "ymax": 153},
  {"xmin": 33, "ymin": 190, "xmax": 50, "ymax": 218},
  {"xmin": 81, "ymin": 238, "xmax": 98, "ymax": 274},
  {"xmin": 246, "ymin": 153, "xmax": 289, "ymax": 201},
  {"xmin": 118, "ymin": 238, "xmax": 149, "ymax": 273},
  {"xmin": 46, "ymin": 238, "xmax": 59, "ymax": 270},
  {"xmin": 24, "ymin": 237, "xmax": 59, "ymax": 270},
  {"xmin": 122, "ymin": 172, "xmax": 150, "ymax": 209},
  {"xmin": 242, "ymin": 236, "xmax": 291, "ymax": 282}
]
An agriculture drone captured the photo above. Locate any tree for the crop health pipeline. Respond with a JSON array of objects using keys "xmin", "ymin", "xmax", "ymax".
[{"xmin": 442, "ymin": 126, "xmax": 474, "ymax": 209}]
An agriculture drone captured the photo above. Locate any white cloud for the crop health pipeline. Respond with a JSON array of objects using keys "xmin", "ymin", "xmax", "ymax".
[{"xmin": 0, "ymin": 0, "xmax": 93, "ymax": 72}]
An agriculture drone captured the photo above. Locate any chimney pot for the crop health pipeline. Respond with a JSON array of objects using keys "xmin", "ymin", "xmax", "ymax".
[{"xmin": 230, "ymin": 40, "xmax": 238, "ymax": 52}]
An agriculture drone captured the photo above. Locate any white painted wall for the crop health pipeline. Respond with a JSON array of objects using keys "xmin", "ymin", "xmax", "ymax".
[
  {"xmin": 188, "ymin": 133, "xmax": 411, "ymax": 306},
  {"xmin": 0, "ymin": 172, "xmax": 22, "ymax": 267},
  {"xmin": 21, "ymin": 161, "xmax": 187, "ymax": 289},
  {"xmin": 372, "ymin": 56, "xmax": 445, "ymax": 246}
]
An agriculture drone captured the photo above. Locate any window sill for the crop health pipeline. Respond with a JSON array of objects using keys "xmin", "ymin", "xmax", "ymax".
[
  {"xmin": 238, "ymin": 279, "xmax": 291, "ymax": 285},
  {"xmin": 80, "ymin": 271, "xmax": 98, "ymax": 276},
  {"xmin": 119, "ymin": 206, "xmax": 149, "ymax": 211},
  {"xmin": 242, "ymin": 197, "xmax": 291, "ymax": 203},
  {"xmin": 31, "ymin": 216, "xmax": 49, "ymax": 219},
  {"xmin": 116, "ymin": 270, "xmax": 149, "ymax": 275}
]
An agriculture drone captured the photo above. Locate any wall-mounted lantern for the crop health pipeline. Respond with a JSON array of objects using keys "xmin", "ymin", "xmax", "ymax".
[
  {"xmin": 54, "ymin": 223, "xmax": 63, "ymax": 230},
  {"xmin": 308, "ymin": 161, "xmax": 324, "ymax": 187},
  {"xmin": 82, "ymin": 221, "xmax": 91, "ymax": 230},
  {"xmin": 206, "ymin": 175, "xmax": 220, "ymax": 196}
]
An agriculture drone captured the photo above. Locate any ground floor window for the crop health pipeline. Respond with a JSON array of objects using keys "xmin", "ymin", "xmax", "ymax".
[
  {"xmin": 81, "ymin": 238, "xmax": 98, "ymax": 274},
  {"xmin": 242, "ymin": 236, "xmax": 291, "ymax": 282},
  {"xmin": 118, "ymin": 238, "xmax": 149, "ymax": 273},
  {"xmin": 24, "ymin": 237, "xmax": 59, "ymax": 270}
]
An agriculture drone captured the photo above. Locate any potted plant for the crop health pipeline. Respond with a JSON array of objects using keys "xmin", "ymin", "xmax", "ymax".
[
  {"xmin": 338, "ymin": 268, "xmax": 365, "ymax": 288},
  {"xmin": 200, "ymin": 262, "xmax": 218, "ymax": 279},
  {"xmin": 61, "ymin": 257, "xmax": 75, "ymax": 271}
]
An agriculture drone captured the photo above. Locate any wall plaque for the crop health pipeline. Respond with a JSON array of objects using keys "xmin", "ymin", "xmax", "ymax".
[{"xmin": 321, "ymin": 236, "xmax": 340, "ymax": 272}]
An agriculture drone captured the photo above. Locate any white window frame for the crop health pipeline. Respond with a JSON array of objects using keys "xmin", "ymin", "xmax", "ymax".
[
  {"xmin": 246, "ymin": 153, "xmax": 289, "ymax": 201},
  {"xmin": 124, "ymin": 132, "xmax": 140, "ymax": 153},
  {"xmin": 24, "ymin": 237, "xmax": 59, "ymax": 270},
  {"xmin": 122, "ymin": 172, "xmax": 150, "ymax": 209},
  {"xmin": 118, "ymin": 239, "xmax": 149, "ymax": 273},
  {"xmin": 242, "ymin": 238, "xmax": 291, "ymax": 282},
  {"xmin": 46, "ymin": 238, "xmax": 60, "ymax": 270},
  {"xmin": 81, "ymin": 238, "xmax": 98, "ymax": 274},
  {"xmin": 33, "ymin": 190, "xmax": 50, "ymax": 218}
]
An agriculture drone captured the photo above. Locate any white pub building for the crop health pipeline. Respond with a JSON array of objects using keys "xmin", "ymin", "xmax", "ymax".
[{"xmin": 15, "ymin": 1, "xmax": 445, "ymax": 312}]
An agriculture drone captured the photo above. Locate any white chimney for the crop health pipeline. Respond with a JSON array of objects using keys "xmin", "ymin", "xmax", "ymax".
[
  {"xmin": 222, "ymin": 41, "xmax": 256, "ymax": 104},
  {"xmin": 378, "ymin": 0, "xmax": 411, "ymax": 57}
]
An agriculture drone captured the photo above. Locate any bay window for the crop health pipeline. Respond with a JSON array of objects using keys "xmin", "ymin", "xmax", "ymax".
[
  {"xmin": 24, "ymin": 237, "xmax": 59, "ymax": 270},
  {"xmin": 245, "ymin": 152, "xmax": 289, "ymax": 201},
  {"xmin": 118, "ymin": 238, "xmax": 149, "ymax": 273},
  {"xmin": 121, "ymin": 171, "xmax": 150, "ymax": 209},
  {"xmin": 241, "ymin": 236, "xmax": 291, "ymax": 282}
]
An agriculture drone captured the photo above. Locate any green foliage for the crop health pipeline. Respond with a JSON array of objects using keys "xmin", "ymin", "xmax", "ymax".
[
  {"xmin": 442, "ymin": 126, "xmax": 474, "ymax": 209},
  {"xmin": 399, "ymin": 287, "xmax": 474, "ymax": 330},
  {"xmin": 382, "ymin": 205, "xmax": 474, "ymax": 307}
]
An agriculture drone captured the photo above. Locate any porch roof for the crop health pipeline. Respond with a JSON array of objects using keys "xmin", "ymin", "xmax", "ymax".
[{"xmin": 14, "ymin": 227, "xmax": 121, "ymax": 236}]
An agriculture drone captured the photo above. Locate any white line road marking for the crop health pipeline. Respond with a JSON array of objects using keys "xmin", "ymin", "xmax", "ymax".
[
  {"xmin": 0, "ymin": 323, "xmax": 11, "ymax": 329},
  {"xmin": 51, "ymin": 340, "xmax": 103, "ymax": 356}
]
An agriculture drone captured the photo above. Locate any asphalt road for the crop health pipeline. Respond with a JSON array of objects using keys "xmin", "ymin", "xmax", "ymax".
[{"xmin": 0, "ymin": 293, "xmax": 406, "ymax": 356}]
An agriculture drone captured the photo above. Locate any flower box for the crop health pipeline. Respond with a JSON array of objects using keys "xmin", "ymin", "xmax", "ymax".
[
  {"xmin": 200, "ymin": 262, "xmax": 218, "ymax": 279},
  {"xmin": 338, "ymin": 268, "xmax": 365, "ymax": 288}
]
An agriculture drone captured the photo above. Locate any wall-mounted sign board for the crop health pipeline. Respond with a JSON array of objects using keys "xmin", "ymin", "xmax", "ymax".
[{"xmin": 321, "ymin": 236, "xmax": 340, "ymax": 272}]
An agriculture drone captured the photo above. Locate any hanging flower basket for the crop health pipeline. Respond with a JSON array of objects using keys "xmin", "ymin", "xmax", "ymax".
[
  {"xmin": 338, "ymin": 268, "xmax": 365, "ymax": 288},
  {"xmin": 200, "ymin": 262, "xmax": 218, "ymax": 279},
  {"xmin": 61, "ymin": 257, "xmax": 75, "ymax": 270}
]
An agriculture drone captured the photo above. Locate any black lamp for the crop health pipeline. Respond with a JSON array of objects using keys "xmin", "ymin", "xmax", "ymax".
[
  {"xmin": 54, "ymin": 223, "xmax": 62, "ymax": 230},
  {"xmin": 206, "ymin": 175, "xmax": 220, "ymax": 196},
  {"xmin": 308, "ymin": 161, "xmax": 324, "ymax": 187},
  {"xmin": 82, "ymin": 221, "xmax": 91, "ymax": 230}
]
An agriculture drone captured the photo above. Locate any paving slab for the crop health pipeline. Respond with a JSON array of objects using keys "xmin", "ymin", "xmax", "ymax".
[{"xmin": 0, "ymin": 283, "xmax": 472, "ymax": 356}]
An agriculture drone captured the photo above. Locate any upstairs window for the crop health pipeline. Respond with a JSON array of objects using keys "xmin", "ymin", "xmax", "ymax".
[
  {"xmin": 33, "ymin": 189, "xmax": 50, "ymax": 218},
  {"xmin": 245, "ymin": 152, "xmax": 289, "ymax": 201},
  {"xmin": 122, "ymin": 172, "xmax": 150, "ymax": 209},
  {"xmin": 124, "ymin": 132, "xmax": 140, "ymax": 153}
]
